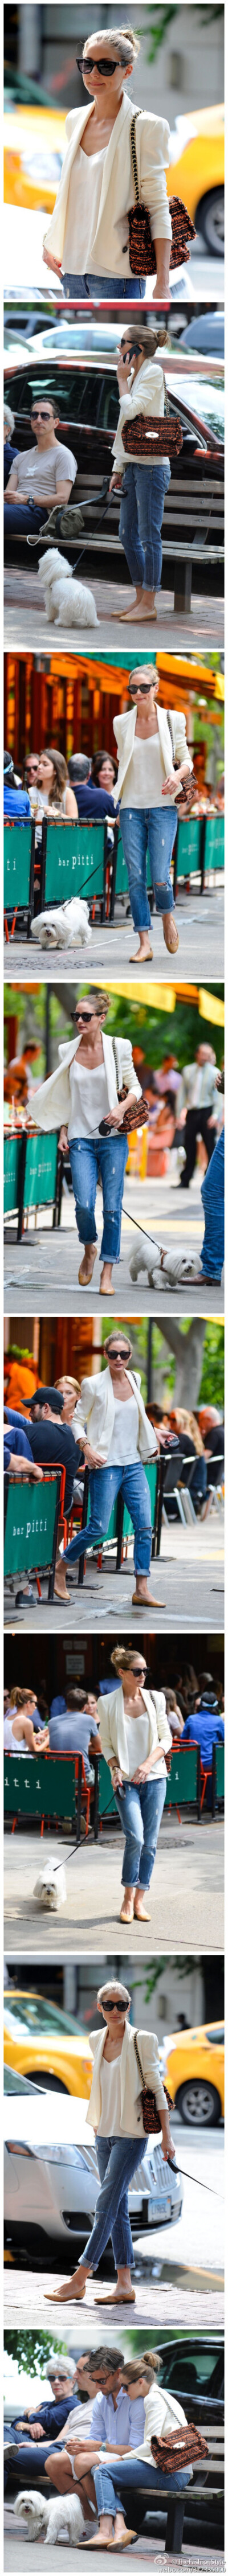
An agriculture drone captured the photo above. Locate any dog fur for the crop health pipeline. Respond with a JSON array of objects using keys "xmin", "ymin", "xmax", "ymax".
[
  {"xmin": 31, "ymin": 896, "xmax": 92, "ymax": 950},
  {"xmin": 15, "ymin": 2487, "xmax": 83, "ymax": 2542},
  {"xmin": 32, "ymin": 1860, "xmax": 67, "ymax": 1911},
  {"xmin": 38, "ymin": 547, "xmax": 99, "ymax": 629},
  {"xmin": 129, "ymin": 1234, "xmax": 197, "ymax": 1290}
]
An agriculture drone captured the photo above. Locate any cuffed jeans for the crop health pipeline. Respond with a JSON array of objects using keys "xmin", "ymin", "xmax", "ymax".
[
  {"xmin": 63, "ymin": 1458, "xmax": 152, "ymax": 1574},
  {"xmin": 120, "ymin": 806, "xmax": 177, "ymax": 929},
  {"xmin": 78, "ymin": 2134, "xmax": 146, "ymax": 2272},
  {"xmin": 200, "ymin": 1126, "xmax": 225, "ymax": 1281},
  {"xmin": 119, "ymin": 460, "xmax": 170, "ymax": 592},
  {"xmin": 95, "ymin": 2457, "xmax": 192, "ymax": 2518},
  {"xmin": 115, "ymin": 1772, "xmax": 166, "ymax": 1888},
  {"xmin": 62, "ymin": 272, "xmax": 145, "ymax": 300},
  {"xmin": 4, "ymin": 502, "xmax": 48, "ymax": 535},
  {"xmin": 68, "ymin": 1131, "xmax": 127, "ymax": 1263}
]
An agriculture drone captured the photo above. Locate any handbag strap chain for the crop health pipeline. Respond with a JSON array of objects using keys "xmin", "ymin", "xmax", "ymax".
[
  {"xmin": 133, "ymin": 2029, "xmax": 145, "ymax": 2086},
  {"xmin": 130, "ymin": 115, "xmax": 140, "ymax": 204}
]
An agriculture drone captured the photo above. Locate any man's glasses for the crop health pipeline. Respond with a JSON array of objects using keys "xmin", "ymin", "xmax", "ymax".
[
  {"xmin": 76, "ymin": 54, "xmax": 121, "ymax": 76},
  {"xmin": 31, "ymin": 409, "xmax": 52, "ymax": 422}
]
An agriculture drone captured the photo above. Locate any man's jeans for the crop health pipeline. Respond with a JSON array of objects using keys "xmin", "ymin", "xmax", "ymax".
[
  {"xmin": 200, "ymin": 1126, "xmax": 225, "ymax": 1281},
  {"xmin": 95, "ymin": 2456, "xmax": 192, "ymax": 2518},
  {"xmin": 78, "ymin": 2134, "xmax": 146, "ymax": 2272},
  {"xmin": 120, "ymin": 806, "xmax": 177, "ymax": 929},
  {"xmin": 116, "ymin": 1773, "xmax": 166, "ymax": 1888},
  {"xmin": 4, "ymin": 2438, "xmax": 59, "ymax": 2488},
  {"xmin": 62, "ymin": 272, "xmax": 145, "ymax": 300},
  {"xmin": 119, "ymin": 460, "xmax": 170, "ymax": 591},
  {"xmin": 63, "ymin": 1458, "xmax": 152, "ymax": 1574},
  {"xmin": 68, "ymin": 1132, "xmax": 127, "ymax": 1263},
  {"xmin": 4, "ymin": 502, "xmax": 48, "ymax": 536}
]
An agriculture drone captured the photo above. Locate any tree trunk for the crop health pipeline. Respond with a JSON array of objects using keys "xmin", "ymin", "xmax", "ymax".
[{"xmin": 155, "ymin": 1320, "xmax": 206, "ymax": 1407}]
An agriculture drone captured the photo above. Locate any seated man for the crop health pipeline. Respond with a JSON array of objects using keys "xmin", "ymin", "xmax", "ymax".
[
  {"xmin": 46, "ymin": 2345, "xmax": 145, "ymax": 2520},
  {"xmin": 48, "ymin": 1686, "xmax": 100, "ymax": 1783},
  {"xmin": 4, "ymin": 750, "xmax": 31, "ymax": 822},
  {"xmin": 68, "ymin": 756, "xmax": 118, "ymax": 821},
  {"xmin": 5, "ymin": 1387, "xmax": 76, "ymax": 1517},
  {"xmin": 4, "ymin": 396, "xmax": 76, "ymax": 538}
]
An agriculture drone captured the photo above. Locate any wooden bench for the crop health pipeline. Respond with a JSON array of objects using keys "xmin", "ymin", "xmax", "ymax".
[{"xmin": 115, "ymin": 2421, "xmax": 224, "ymax": 2555}]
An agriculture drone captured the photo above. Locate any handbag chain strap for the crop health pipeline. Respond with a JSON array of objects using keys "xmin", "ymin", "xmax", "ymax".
[
  {"xmin": 130, "ymin": 115, "xmax": 140, "ymax": 204},
  {"xmin": 133, "ymin": 2029, "xmax": 146, "ymax": 2087}
]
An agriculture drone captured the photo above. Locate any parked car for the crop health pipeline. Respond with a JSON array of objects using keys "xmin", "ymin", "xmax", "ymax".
[
  {"xmin": 168, "ymin": 104, "xmax": 224, "ymax": 255},
  {"xmin": 4, "ymin": 2132, "xmax": 182, "ymax": 2259},
  {"xmin": 4, "ymin": 99, "xmax": 66, "ymax": 212},
  {"xmin": 4, "ymin": 2064, "xmax": 46, "ymax": 2095},
  {"xmin": 3, "ymin": 1988, "xmax": 93, "ymax": 2097},
  {"xmin": 156, "ymin": 2333, "xmax": 224, "ymax": 2422},
  {"xmin": 161, "ymin": 2021, "xmax": 225, "ymax": 2126}
]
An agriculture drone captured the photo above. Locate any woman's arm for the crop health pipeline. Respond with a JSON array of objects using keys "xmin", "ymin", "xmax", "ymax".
[{"xmin": 64, "ymin": 786, "xmax": 79, "ymax": 817}]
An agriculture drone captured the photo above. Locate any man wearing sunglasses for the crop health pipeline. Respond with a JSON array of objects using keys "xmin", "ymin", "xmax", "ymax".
[
  {"xmin": 4, "ymin": 399, "xmax": 76, "ymax": 536},
  {"xmin": 48, "ymin": 1978, "xmax": 173, "ymax": 2313},
  {"xmin": 42, "ymin": 26, "xmax": 172, "ymax": 303}
]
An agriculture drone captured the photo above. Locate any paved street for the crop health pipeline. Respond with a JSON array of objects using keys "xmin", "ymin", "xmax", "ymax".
[
  {"xmin": 4, "ymin": 1510, "xmax": 225, "ymax": 1633},
  {"xmin": 3, "ymin": 1819, "xmax": 224, "ymax": 1956},
  {"xmin": 4, "ymin": 1175, "xmax": 224, "ymax": 1317},
  {"xmin": 5, "ymin": 2535, "xmax": 224, "ymax": 2573},
  {"xmin": 4, "ymin": 891, "xmax": 225, "ymax": 983},
  {"xmin": 4, "ymin": 561, "xmax": 224, "ymax": 654},
  {"xmin": 4, "ymin": 2265, "xmax": 223, "ymax": 2332}
]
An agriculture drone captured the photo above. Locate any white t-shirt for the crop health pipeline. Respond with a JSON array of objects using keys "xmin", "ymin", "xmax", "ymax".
[
  {"xmin": 14, "ymin": 442, "xmax": 76, "ymax": 500},
  {"xmin": 121, "ymin": 731, "xmax": 176, "ymax": 810},
  {"xmin": 108, "ymin": 1392, "xmax": 139, "ymax": 1466},
  {"xmin": 98, "ymin": 2050, "xmax": 122, "ymax": 2136},
  {"xmin": 68, "ymin": 1058, "xmax": 109, "ymax": 1142},
  {"xmin": 63, "ymin": 143, "xmax": 106, "ymax": 274}
]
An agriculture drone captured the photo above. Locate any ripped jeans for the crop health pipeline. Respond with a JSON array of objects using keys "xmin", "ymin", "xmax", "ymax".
[{"xmin": 120, "ymin": 805, "xmax": 177, "ymax": 928}]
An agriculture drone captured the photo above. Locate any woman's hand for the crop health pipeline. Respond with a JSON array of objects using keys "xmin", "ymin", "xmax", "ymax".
[
  {"xmin": 162, "ymin": 769, "xmax": 181, "ymax": 798},
  {"xmin": 43, "ymin": 245, "xmax": 62, "ymax": 274},
  {"xmin": 160, "ymin": 2114, "xmax": 176, "ymax": 2163},
  {"xmin": 59, "ymin": 1127, "xmax": 68, "ymax": 1153},
  {"xmin": 112, "ymin": 1766, "xmax": 123, "ymax": 1791},
  {"xmin": 109, "ymin": 472, "xmax": 123, "ymax": 493},
  {"xmin": 84, "ymin": 1442, "xmax": 106, "ymax": 1471}
]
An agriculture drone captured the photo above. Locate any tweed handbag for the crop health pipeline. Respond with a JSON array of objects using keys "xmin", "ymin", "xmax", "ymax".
[
  {"xmin": 133, "ymin": 2032, "xmax": 173, "ymax": 2136},
  {"xmin": 151, "ymin": 2424, "xmax": 208, "ymax": 2471},
  {"xmin": 122, "ymin": 411, "xmax": 183, "ymax": 459},
  {"xmin": 128, "ymin": 115, "xmax": 196, "ymax": 274},
  {"xmin": 99, "ymin": 1088, "xmax": 150, "ymax": 1137}
]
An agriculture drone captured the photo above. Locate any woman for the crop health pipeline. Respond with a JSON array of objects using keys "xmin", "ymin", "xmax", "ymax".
[
  {"xmin": 92, "ymin": 2351, "xmax": 192, "ymax": 2546},
  {"xmin": 47, "ymin": 1980, "xmax": 174, "ymax": 2311},
  {"xmin": 91, "ymin": 753, "xmax": 118, "ymax": 794},
  {"xmin": 30, "ymin": 989, "xmax": 142, "ymax": 1298},
  {"xmin": 34, "ymin": 748, "xmax": 78, "ymax": 821},
  {"xmin": 98, "ymin": 1646, "xmax": 171, "ymax": 1925},
  {"xmin": 169, "ymin": 1407, "xmax": 207, "ymax": 1511},
  {"xmin": 113, "ymin": 662, "xmax": 192, "ymax": 962},
  {"xmin": 53, "ymin": 1328, "xmax": 165, "ymax": 1613},
  {"xmin": 4, "ymin": 1688, "xmax": 48, "ymax": 1754},
  {"xmin": 111, "ymin": 323, "xmax": 171, "ymax": 628},
  {"xmin": 42, "ymin": 26, "xmax": 172, "ymax": 303}
]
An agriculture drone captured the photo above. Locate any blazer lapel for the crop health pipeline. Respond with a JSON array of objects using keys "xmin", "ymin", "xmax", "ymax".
[{"xmin": 93, "ymin": 91, "xmax": 129, "ymax": 233}]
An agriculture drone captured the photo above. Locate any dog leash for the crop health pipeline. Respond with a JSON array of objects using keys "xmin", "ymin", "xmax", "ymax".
[
  {"xmin": 121, "ymin": 1198, "xmax": 194, "ymax": 1268},
  {"xmin": 72, "ymin": 481, "xmax": 112, "ymax": 579}
]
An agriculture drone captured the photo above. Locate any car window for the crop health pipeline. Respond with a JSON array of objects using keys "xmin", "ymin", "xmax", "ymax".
[
  {"xmin": 4, "ymin": 1994, "xmax": 84, "ymax": 2037},
  {"xmin": 163, "ymin": 2347, "xmax": 222, "ymax": 2393},
  {"xmin": 205, "ymin": 2026, "xmax": 224, "ymax": 2045},
  {"xmin": 169, "ymin": 372, "xmax": 224, "ymax": 443}
]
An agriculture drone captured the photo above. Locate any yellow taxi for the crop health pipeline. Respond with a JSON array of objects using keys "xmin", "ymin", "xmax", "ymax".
[
  {"xmin": 3, "ymin": 1987, "xmax": 93, "ymax": 2097},
  {"xmin": 4, "ymin": 105, "xmax": 66, "ymax": 211},
  {"xmin": 167, "ymin": 105, "xmax": 224, "ymax": 256},
  {"xmin": 162, "ymin": 2021, "xmax": 225, "ymax": 2126}
]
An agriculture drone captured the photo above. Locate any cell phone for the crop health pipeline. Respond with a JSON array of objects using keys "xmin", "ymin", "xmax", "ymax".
[{"xmin": 121, "ymin": 342, "xmax": 141, "ymax": 364}]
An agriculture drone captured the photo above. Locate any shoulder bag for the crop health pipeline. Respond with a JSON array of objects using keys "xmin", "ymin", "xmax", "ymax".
[
  {"xmin": 99, "ymin": 1040, "xmax": 150, "ymax": 1136},
  {"xmin": 168, "ymin": 716, "xmax": 198, "ymax": 814},
  {"xmin": 133, "ymin": 2030, "xmax": 173, "ymax": 2136},
  {"xmin": 128, "ymin": 114, "xmax": 196, "ymax": 276},
  {"xmin": 122, "ymin": 373, "xmax": 183, "ymax": 462},
  {"xmin": 151, "ymin": 2422, "xmax": 208, "ymax": 2471}
]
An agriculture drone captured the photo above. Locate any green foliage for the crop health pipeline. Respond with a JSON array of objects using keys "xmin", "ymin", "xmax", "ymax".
[
  {"xmin": 4, "ymin": 2331, "xmax": 68, "ymax": 2377},
  {"xmin": 99, "ymin": 1317, "xmax": 224, "ymax": 1408},
  {"xmin": 3, "ymin": 985, "xmax": 224, "ymax": 1073},
  {"xmin": 199, "ymin": 1323, "xmax": 224, "ymax": 1408},
  {"xmin": 142, "ymin": 2, "xmax": 223, "ymax": 58}
]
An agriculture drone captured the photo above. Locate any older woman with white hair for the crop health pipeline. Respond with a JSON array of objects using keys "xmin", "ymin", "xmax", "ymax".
[
  {"xmin": 42, "ymin": 24, "xmax": 172, "ymax": 302},
  {"xmin": 47, "ymin": 1980, "xmax": 174, "ymax": 2312},
  {"xmin": 113, "ymin": 661, "xmax": 193, "ymax": 961}
]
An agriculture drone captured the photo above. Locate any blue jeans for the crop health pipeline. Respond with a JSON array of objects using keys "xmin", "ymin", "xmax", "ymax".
[
  {"xmin": 200, "ymin": 1126, "xmax": 225, "ymax": 1281},
  {"xmin": 119, "ymin": 461, "xmax": 170, "ymax": 592},
  {"xmin": 4, "ymin": 502, "xmax": 48, "ymax": 535},
  {"xmin": 63, "ymin": 1458, "xmax": 152, "ymax": 1574},
  {"xmin": 68, "ymin": 1132, "xmax": 127, "ymax": 1263},
  {"xmin": 116, "ymin": 1773, "xmax": 166, "ymax": 1888},
  {"xmin": 4, "ymin": 2438, "xmax": 58, "ymax": 2488},
  {"xmin": 120, "ymin": 806, "xmax": 177, "ymax": 928},
  {"xmin": 62, "ymin": 272, "xmax": 145, "ymax": 300},
  {"xmin": 95, "ymin": 2457, "xmax": 192, "ymax": 2518},
  {"xmin": 78, "ymin": 2134, "xmax": 146, "ymax": 2272}
]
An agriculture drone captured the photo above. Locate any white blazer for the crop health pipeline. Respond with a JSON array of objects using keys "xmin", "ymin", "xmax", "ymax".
[
  {"xmin": 74, "ymin": 1366, "xmax": 158, "ymax": 1466},
  {"xmin": 97, "ymin": 1683, "xmax": 172, "ymax": 1778},
  {"xmin": 113, "ymin": 702, "xmax": 192, "ymax": 808},
  {"xmin": 113, "ymin": 358, "xmax": 165, "ymax": 471},
  {"xmin": 43, "ymin": 91, "xmax": 172, "ymax": 270},
  {"xmin": 132, "ymin": 2382, "xmax": 188, "ymax": 2465},
  {"xmin": 30, "ymin": 1031, "xmax": 141, "ymax": 1134},
  {"xmin": 87, "ymin": 2016, "xmax": 166, "ymax": 2135}
]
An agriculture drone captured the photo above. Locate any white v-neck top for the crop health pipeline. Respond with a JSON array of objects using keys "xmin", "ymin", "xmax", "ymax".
[
  {"xmin": 121, "ymin": 731, "xmax": 174, "ymax": 809},
  {"xmin": 99, "ymin": 2052, "xmax": 122, "ymax": 2135},
  {"xmin": 68, "ymin": 1057, "xmax": 108, "ymax": 1140},
  {"xmin": 108, "ymin": 1392, "xmax": 139, "ymax": 1466},
  {"xmin": 63, "ymin": 142, "xmax": 106, "ymax": 273}
]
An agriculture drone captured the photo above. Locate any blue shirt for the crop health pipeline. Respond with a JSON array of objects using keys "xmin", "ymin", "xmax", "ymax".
[
  {"xmin": 75, "ymin": 784, "xmax": 117, "ymax": 821},
  {"xmin": 90, "ymin": 2388, "xmax": 145, "ymax": 2449},
  {"xmin": 15, "ymin": 2391, "xmax": 79, "ymax": 2439},
  {"xmin": 4, "ymin": 785, "xmax": 31, "ymax": 821},
  {"xmin": 182, "ymin": 1709, "xmax": 224, "ymax": 1766}
]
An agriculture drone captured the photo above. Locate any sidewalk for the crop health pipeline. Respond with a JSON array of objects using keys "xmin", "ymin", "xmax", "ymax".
[
  {"xmin": 4, "ymin": 563, "xmax": 224, "ymax": 654},
  {"xmin": 5, "ymin": 2269, "xmax": 224, "ymax": 2335},
  {"xmin": 4, "ymin": 1820, "xmax": 224, "ymax": 1956},
  {"xmin": 4, "ymin": 2533, "xmax": 225, "ymax": 2574},
  {"xmin": 4, "ymin": 1176, "xmax": 224, "ymax": 1318},
  {"xmin": 4, "ymin": 891, "xmax": 224, "ymax": 983},
  {"xmin": 4, "ymin": 1513, "xmax": 224, "ymax": 1634}
]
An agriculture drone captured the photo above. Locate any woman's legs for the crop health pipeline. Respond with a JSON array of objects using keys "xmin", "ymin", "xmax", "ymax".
[
  {"xmin": 68, "ymin": 1134, "xmax": 127, "ymax": 1288},
  {"xmin": 119, "ymin": 807, "xmax": 153, "ymax": 959},
  {"xmin": 98, "ymin": 1134, "xmax": 128, "ymax": 1279},
  {"xmin": 121, "ymin": 1459, "xmax": 152, "ymax": 1578},
  {"xmin": 78, "ymin": 2135, "xmax": 144, "ymax": 2274},
  {"xmin": 62, "ymin": 1464, "xmax": 121, "ymax": 1567},
  {"xmin": 119, "ymin": 467, "xmax": 146, "ymax": 592},
  {"xmin": 137, "ymin": 1774, "xmax": 166, "ymax": 1884},
  {"xmin": 147, "ymin": 804, "xmax": 179, "ymax": 953},
  {"xmin": 68, "ymin": 1137, "xmax": 97, "ymax": 1285},
  {"xmin": 115, "ymin": 1775, "xmax": 166, "ymax": 1902},
  {"xmin": 94, "ymin": 2455, "xmax": 192, "ymax": 2531}
]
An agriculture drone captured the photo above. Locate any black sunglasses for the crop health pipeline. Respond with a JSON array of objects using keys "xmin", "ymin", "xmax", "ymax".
[
  {"xmin": 76, "ymin": 54, "xmax": 122, "ymax": 75},
  {"xmin": 31, "ymin": 408, "xmax": 53, "ymax": 421},
  {"xmin": 104, "ymin": 1999, "xmax": 127, "ymax": 2013},
  {"xmin": 74, "ymin": 1009, "xmax": 93, "ymax": 1024},
  {"xmin": 109, "ymin": 1346, "xmax": 131, "ymax": 1359},
  {"xmin": 129, "ymin": 683, "xmax": 153, "ymax": 696}
]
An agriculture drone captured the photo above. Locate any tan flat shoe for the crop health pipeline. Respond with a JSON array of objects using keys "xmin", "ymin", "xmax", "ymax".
[
  {"xmin": 133, "ymin": 1897, "xmax": 151, "ymax": 1921},
  {"xmin": 129, "ymin": 947, "xmax": 153, "ymax": 964},
  {"xmin": 120, "ymin": 1900, "xmax": 135, "ymax": 1924},
  {"xmin": 94, "ymin": 2288, "xmax": 136, "ymax": 2305},
  {"xmin": 99, "ymin": 1281, "xmax": 115, "ymax": 1296},
  {"xmin": 132, "ymin": 1589, "xmax": 165, "ymax": 1609},
  {"xmin": 162, "ymin": 918, "xmax": 179, "ymax": 953},
  {"xmin": 78, "ymin": 1249, "xmax": 96, "ymax": 1286}
]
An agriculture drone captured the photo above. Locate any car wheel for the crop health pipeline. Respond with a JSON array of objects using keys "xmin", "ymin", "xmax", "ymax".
[
  {"xmin": 197, "ymin": 188, "xmax": 224, "ymax": 256},
  {"xmin": 176, "ymin": 2080, "xmax": 221, "ymax": 2126},
  {"xmin": 32, "ymin": 2073, "xmax": 68, "ymax": 2091}
]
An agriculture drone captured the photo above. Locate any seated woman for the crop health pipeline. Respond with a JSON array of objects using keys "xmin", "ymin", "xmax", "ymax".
[
  {"xmin": 110, "ymin": 323, "xmax": 171, "ymax": 631},
  {"xmin": 112, "ymin": 661, "xmax": 192, "ymax": 962},
  {"xmin": 4, "ymin": 1688, "xmax": 48, "ymax": 1754},
  {"xmin": 34, "ymin": 748, "xmax": 78, "ymax": 821},
  {"xmin": 97, "ymin": 1643, "xmax": 172, "ymax": 1925},
  {"xmin": 92, "ymin": 2351, "xmax": 192, "ymax": 2548},
  {"xmin": 29, "ymin": 989, "xmax": 142, "ymax": 1299},
  {"xmin": 46, "ymin": 1979, "xmax": 174, "ymax": 2314}
]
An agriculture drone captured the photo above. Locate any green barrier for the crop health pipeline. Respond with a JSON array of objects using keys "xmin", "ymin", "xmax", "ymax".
[
  {"xmin": 98, "ymin": 1754, "xmax": 117, "ymax": 1818},
  {"xmin": 3, "ymin": 1135, "xmax": 22, "ymax": 1217},
  {"xmin": 4, "ymin": 1474, "xmax": 60, "ymax": 1581},
  {"xmin": 202, "ymin": 815, "xmax": 224, "ymax": 875},
  {"xmin": 215, "ymin": 1744, "xmax": 225, "ymax": 1803},
  {"xmin": 175, "ymin": 819, "xmax": 202, "ymax": 882},
  {"xmin": 4, "ymin": 823, "xmax": 34, "ymax": 920},
  {"xmin": 44, "ymin": 821, "xmax": 104, "ymax": 905},
  {"xmin": 4, "ymin": 1751, "xmax": 76, "ymax": 1822},
  {"xmin": 4, "ymin": 1130, "xmax": 59, "ymax": 1237},
  {"xmin": 165, "ymin": 1747, "xmax": 198, "ymax": 1807}
]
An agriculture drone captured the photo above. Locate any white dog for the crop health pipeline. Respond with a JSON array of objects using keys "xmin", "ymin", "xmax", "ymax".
[
  {"xmin": 15, "ymin": 2488, "xmax": 83, "ymax": 2542},
  {"xmin": 129, "ymin": 1234, "xmax": 198, "ymax": 1291},
  {"xmin": 31, "ymin": 896, "xmax": 92, "ymax": 951},
  {"xmin": 33, "ymin": 1859, "xmax": 67, "ymax": 1911},
  {"xmin": 38, "ymin": 547, "xmax": 99, "ymax": 630}
]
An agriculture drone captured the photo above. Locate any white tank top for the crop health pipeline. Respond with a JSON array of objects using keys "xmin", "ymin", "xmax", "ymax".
[
  {"xmin": 108, "ymin": 1391, "xmax": 139, "ymax": 1466},
  {"xmin": 121, "ymin": 731, "xmax": 175, "ymax": 810},
  {"xmin": 4, "ymin": 1716, "xmax": 31, "ymax": 1754},
  {"xmin": 63, "ymin": 143, "xmax": 106, "ymax": 274},
  {"xmin": 99, "ymin": 2051, "xmax": 122, "ymax": 2136},
  {"xmin": 68, "ymin": 1057, "xmax": 109, "ymax": 1141}
]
